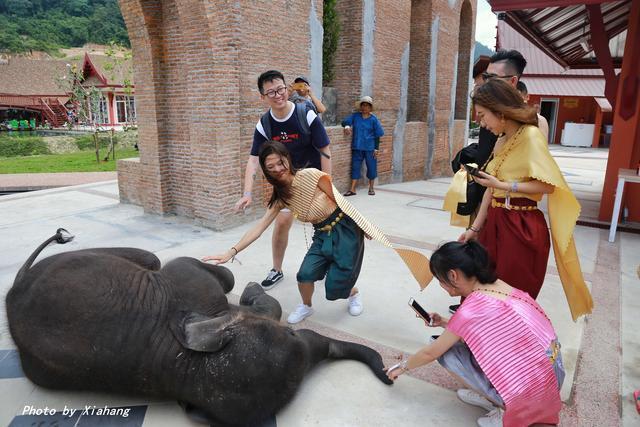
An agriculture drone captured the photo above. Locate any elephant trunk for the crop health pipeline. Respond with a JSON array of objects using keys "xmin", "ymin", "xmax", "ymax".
[
  {"xmin": 13, "ymin": 228, "xmax": 74, "ymax": 288},
  {"xmin": 297, "ymin": 329, "xmax": 393, "ymax": 385}
]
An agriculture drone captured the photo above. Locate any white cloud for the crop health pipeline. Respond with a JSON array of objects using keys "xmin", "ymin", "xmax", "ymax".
[{"xmin": 475, "ymin": 0, "xmax": 498, "ymax": 49}]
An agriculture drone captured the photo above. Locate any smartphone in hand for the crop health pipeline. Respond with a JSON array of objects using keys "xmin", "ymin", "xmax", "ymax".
[
  {"xmin": 463, "ymin": 163, "xmax": 481, "ymax": 177},
  {"xmin": 408, "ymin": 297, "xmax": 431, "ymax": 324}
]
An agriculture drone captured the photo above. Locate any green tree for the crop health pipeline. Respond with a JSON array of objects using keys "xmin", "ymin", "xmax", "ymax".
[
  {"xmin": 322, "ymin": 0, "xmax": 340, "ymax": 86},
  {"xmin": 0, "ymin": 0, "xmax": 130, "ymax": 53}
]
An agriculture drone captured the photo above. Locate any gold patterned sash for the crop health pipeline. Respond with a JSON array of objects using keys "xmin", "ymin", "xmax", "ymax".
[{"xmin": 292, "ymin": 169, "xmax": 434, "ymax": 289}]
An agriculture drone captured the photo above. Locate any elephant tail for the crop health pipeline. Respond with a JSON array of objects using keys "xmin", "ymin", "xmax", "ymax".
[
  {"xmin": 298, "ymin": 329, "xmax": 393, "ymax": 385},
  {"xmin": 14, "ymin": 228, "xmax": 74, "ymax": 285}
]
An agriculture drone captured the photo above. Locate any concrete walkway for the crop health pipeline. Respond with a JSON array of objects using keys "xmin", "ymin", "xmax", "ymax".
[
  {"xmin": 0, "ymin": 171, "xmax": 116, "ymax": 193},
  {"xmin": 0, "ymin": 146, "xmax": 638, "ymax": 426}
]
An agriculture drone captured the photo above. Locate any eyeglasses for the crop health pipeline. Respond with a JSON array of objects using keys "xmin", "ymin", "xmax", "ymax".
[
  {"xmin": 481, "ymin": 72, "xmax": 516, "ymax": 82},
  {"xmin": 263, "ymin": 86, "xmax": 288, "ymax": 98}
]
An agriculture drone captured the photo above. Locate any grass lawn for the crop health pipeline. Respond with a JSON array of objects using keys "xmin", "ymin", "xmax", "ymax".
[{"xmin": 0, "ymin": 148, "xmax": 139, "ymax": 174}]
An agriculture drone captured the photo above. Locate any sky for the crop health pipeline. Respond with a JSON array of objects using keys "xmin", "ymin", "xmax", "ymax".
[{"xmin": 475, "ymin": 0, "xmax": 498, "ymax": 49}]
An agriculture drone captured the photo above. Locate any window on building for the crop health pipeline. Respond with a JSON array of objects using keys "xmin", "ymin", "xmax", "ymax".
[
  {"xmin": 89, "ymin": 94, "xmax": 109, "ymax": 124},
  {"xmin": 116, "ymin": 95, "xmax": 136, "ymax": 123}
]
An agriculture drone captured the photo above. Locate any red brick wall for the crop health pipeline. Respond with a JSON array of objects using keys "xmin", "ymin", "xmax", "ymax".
[
  {"xmin": 117, "ymin": 157, "xmax": 142, "ymax": 205},
  {"xmin": 117, "ymin": 0, "xmax": 476, "ymax": 228},
  {"xmin": 454, "ymin": 0, "xmax": 474, "ymax": 119},
  {"xmin": 408, "ymin": 0, "xmax": 432, "ymax": 122},
  {"xmin": 429, "ymin": 0, "xmax": 476, "ymax": 177},
  {"xmin": 333, "ymin": 0, "xmax": 363, "ymax": 121},
  {"xmin": 403, "ymin": 122, "xmax": 428, "ymax": 181}
]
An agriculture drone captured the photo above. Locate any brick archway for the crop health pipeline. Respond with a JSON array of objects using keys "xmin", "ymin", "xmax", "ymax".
[
  {"xmin": 455, "ymin": 0, "xmax": 474, "ymax": 120},
  {"xmin": 117, "ymin": 0, "xmax": 245, "ymax": 228},
  {"xmin": 116, "ymin": 0, "xmax": 477, "ymax": 229}
]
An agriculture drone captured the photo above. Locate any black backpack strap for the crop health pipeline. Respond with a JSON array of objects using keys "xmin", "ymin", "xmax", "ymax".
[
  {"xmin": 295, "ymin": 102, "xmax": 312, "ymax": 137},
  {"xmin": 260, "ymin": 111, "xmax": 272, "ymax": 141},
  {"xmin": 295, "ymin": 102, "xmax": 330, "ymax": 160}
]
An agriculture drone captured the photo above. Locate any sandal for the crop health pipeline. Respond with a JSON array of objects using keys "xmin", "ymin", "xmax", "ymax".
[
  {"xmin": 368, "ymin": 189, "xmax": 375, "ymax": 195},
  {"xmin": 343, "ymin": 191, "xmax": 357, "ymax": 197}
]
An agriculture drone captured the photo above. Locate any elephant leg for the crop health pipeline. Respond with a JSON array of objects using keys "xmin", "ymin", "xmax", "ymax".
[
  {"xmin": 82, "ymin": 248, "xmax": 161, "ymax": 270},
  {"xmin": 239, "ymin": 282, "xmax": 282, "ymax": 321},
  {"xmin": 165, "ymin": 257, "xmax": 234, "ymax": 294}
]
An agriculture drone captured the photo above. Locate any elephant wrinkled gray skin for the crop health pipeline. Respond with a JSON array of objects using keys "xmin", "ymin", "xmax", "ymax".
[{"xmin": 6, "ymin": 229, "xmax": 392, "ymax": 426}]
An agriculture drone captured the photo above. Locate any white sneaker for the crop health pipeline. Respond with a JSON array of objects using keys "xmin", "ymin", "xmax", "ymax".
[
  {"xmin": 457, "ymin": 389, "xmax": 496, "ymax": 412},
  {"xmin": 348, "ymin": 292, "xmax": 363, "ymax": 316},
  {"xmin": 287, "ymin": 304, "xmax": 314, "ymax": 324},
  {"xmin": 477, "ymin": 407, "xmax": 504, "ymax": 427}
]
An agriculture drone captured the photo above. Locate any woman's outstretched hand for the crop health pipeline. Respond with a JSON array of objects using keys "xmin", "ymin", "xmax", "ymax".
[{"xmin": 201, "ymin": 251, "xmax": 233, "ymax": 265}]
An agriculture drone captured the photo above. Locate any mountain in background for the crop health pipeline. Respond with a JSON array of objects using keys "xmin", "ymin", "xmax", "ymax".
[
  {"xmin": 0, "ymin": 0, "xmax": 129, "ymax": 55},
  {"xmin": 2, "ymin": 2, "xmax": 495, "ymax": 63},
  {"xmin": 474, "ymin": 41, "xmax": 494, "ymax": 60}
]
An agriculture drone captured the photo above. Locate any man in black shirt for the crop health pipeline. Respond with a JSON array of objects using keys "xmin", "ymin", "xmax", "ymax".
[{"xmin": 236, "ymin": 70, "xmax": 332, "ymax": 290}]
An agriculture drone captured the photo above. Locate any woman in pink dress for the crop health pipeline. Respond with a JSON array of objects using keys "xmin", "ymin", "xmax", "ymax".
[{"xmin": 386, "ymin": 241, "xmax": 565, "ymax": 427}]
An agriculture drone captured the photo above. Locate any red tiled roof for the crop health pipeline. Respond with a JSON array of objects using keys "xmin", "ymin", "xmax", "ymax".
[
  {"xmin": 0, "ymin": 58, "xmax": 70, "ymax": 95},
  {"xmin": 0, "ymin": 54, "xmax": 134, "ymax": 97}
]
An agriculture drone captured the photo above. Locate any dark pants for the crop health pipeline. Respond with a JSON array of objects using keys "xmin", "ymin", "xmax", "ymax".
[
  {"xmin": 351, "ymin": 149, "xmax": 377, "ymax": 180},
  {"xmin": 297, "ymin": 209, "xmax": 365, "ymax": 300}
]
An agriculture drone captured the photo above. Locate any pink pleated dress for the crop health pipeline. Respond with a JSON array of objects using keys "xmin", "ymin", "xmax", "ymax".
[{"xmin": 444, "ymin": 289, "xmax": 563, "ymax": 426}]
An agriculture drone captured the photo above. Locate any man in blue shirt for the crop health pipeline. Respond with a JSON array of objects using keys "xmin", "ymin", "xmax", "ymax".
[
  {"xmin": 235, "ymin": 70, "xmax": 332, "ymax": 290},
  {"xmin": 342, "ymin": 96, "xmax": 384, "ymax": 196}
]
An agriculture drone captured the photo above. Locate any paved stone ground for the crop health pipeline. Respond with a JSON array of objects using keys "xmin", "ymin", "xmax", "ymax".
[{"xmin": 0, "ymin": 146, "xmax": 638, "ymax": 426}]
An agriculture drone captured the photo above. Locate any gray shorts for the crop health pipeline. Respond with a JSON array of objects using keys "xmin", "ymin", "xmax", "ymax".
[{"xmin": 437, "ymin": 339, "xmax": 565, "ymax": 406}]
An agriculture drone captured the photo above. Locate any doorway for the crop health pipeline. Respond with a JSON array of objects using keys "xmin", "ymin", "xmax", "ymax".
[{"xmin": 540, "ymin": 98, "xmax": 559, "ymax": 144}]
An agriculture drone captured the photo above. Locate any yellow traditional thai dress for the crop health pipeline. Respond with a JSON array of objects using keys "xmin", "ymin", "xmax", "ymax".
[{"xmin": 444, "ymin": 125, "xmax": 593, "ymax": 321}]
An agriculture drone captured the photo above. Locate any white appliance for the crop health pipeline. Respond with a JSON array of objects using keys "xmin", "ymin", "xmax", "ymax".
[{"xmin": 560, "ymin": 123, "xmax": 595, "ymax": 147}]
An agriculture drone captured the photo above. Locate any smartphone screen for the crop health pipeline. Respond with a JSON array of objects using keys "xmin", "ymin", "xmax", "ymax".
[{"xmin": 409, "ymin": 297, "xmax": 431, "ymax": 324}]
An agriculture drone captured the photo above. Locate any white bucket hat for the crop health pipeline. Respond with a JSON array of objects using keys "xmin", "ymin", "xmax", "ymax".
[{"xmin": 355, "ymin": 95, "xmax": 374, "ymax": 110}]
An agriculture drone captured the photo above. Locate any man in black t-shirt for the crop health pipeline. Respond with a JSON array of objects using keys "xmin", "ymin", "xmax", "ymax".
[{"xmin": 236, "ymin": 70, "xmax": 332, "ymax": 290}]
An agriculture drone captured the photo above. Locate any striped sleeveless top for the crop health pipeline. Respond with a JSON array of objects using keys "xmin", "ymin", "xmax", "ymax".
[{"xmin": 282, "ymin": 168, "xmax": 433, "ymax": 288}]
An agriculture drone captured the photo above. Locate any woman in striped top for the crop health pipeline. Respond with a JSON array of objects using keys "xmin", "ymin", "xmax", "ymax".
[
  {"xmin": 386, "ymin": 241, "xmax": 564, "ymax": 427},
  {"xmin": 203, "ymin": 141, "xmax": 370, "ymax": 324}
]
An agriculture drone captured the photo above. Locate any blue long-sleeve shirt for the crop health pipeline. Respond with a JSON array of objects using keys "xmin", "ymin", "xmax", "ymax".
[{"xmin": 341, "ymin": 112, "xmax": 384, "ymax": 151}]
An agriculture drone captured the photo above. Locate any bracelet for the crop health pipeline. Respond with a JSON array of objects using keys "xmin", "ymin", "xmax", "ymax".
[
  {"xmin": 400, "ymin": 360, "xmax": 409, "ymax": 372},
  {"xmin": 468, "ymin": 225, "xmax": 481, "ymax": 233},
  {"xmin": 510, "ymin": 182, "xmax": 518, "ymax": 193},
  {"xmin": 230, "ymin": 247, "xmax": 238, "ymax": 255},
  {"xmin": 243, "ymin": 191, "xmax": 252, "ymax": 197}
]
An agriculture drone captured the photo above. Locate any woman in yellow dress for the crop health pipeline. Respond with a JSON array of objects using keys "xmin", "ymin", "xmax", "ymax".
[{"xmin": 455, "ymin": 79, "xmax": 592, "ymax": 320}]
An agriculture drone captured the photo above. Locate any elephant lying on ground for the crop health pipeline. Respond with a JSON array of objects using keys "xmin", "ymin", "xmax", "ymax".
[{"xmin": 6, "ymin": 229, "xmax": 392, "ymax": 426}]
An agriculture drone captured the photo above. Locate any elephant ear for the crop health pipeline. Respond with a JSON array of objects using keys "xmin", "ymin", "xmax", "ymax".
[{"xmin": 170, "ymin": 311, "xmax": 234, "ymax": 352}]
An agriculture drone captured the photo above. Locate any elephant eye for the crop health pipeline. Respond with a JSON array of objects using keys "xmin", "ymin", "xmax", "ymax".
[{"xmin": 286, "ymin": 327, "xmax": 296, "ymax": 336}]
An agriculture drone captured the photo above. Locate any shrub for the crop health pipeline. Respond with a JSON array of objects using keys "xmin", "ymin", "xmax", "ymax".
[
  {"xmin": 74, "ymin": 133, "xmax": 118, "ymax": 150},
  {"xmin": 323, "ymin": 0, "xmax": 340, "ymax": 86},
  {"xmin": 0, "ymin": 135, "xmax": 50, "ymax": 157}
]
